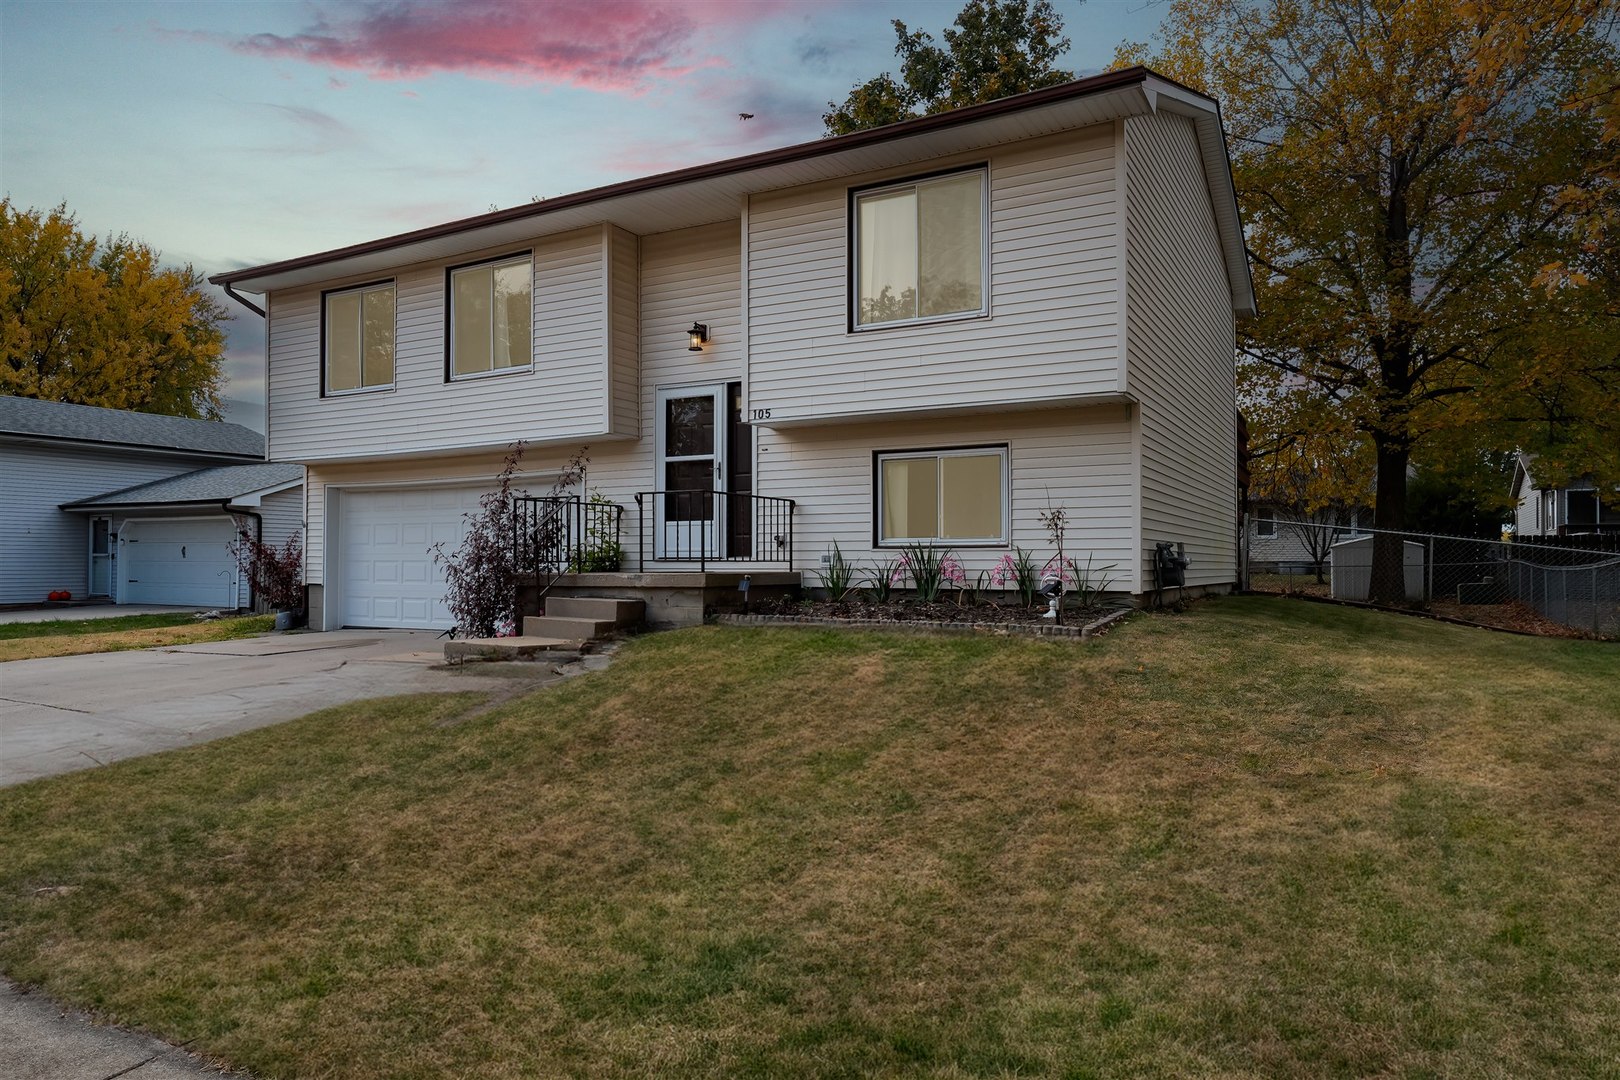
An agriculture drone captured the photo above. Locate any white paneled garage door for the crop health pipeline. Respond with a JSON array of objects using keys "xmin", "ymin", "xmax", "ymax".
[
  {"xmin": 338, "ymin": 485, "xmax": 486, "ymax": 630},
  {"xmin": 121, "ymin": 518, "xmax": 240, "ymax": 608}
]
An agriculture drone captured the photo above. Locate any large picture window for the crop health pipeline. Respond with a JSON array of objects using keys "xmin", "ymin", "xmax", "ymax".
[
  {"xmin": 449, "ymin": 254, "xmax": 532, "ymax": 378},
  {"xmin": 323, "ymin": 281, "xmax": 395, "ymax": 394},
  {"xmin": 876, "ymin": 447, "xmax": 1008, "ymax": 545},
  {"xmin": 854, "ymin": 168, "xmax": 986, "ymax": 328}
]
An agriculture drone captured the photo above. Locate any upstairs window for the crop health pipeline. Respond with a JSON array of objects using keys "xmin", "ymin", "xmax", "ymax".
[
  {"xmin": 853, "ymin": 168, "xmax": 987, "ymax": 328},
  {"xmin": 324, "ymin": 281, "xmax": 395, "ymax": 394},
  {"xmin": 876, "ymin": 446, "xmax": 1007, "ymax": 546},
  {"xmin": 449, "ymin": 253, "xmax": 532, "ymax": 378}
]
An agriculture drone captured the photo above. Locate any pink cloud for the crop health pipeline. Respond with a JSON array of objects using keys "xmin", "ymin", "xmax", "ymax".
[{"xmin": 211, "ymin": 0, "xmax": 781, "ymax": 93}]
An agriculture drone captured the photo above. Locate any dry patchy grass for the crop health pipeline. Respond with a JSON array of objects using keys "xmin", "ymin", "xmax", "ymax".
[
  {"xmin": 0, "ymin": 614, "xmax": 275, "ymax": 662},
  {"xmin": 1, "ymin": 596, "xmax": 1617, "ymax": 1078}
]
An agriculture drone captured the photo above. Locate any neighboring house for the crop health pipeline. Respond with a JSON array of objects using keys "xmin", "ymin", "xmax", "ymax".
[
  {"xmin": 0, "ymin": 396, "xmax": 304, "ymax": 608},
  {"xmin": 1247, "ymin": 504, "xmax": 1367, "ymax": 574},
  {"xmin": 1511, "ymin": 453, "xmax": 1616, "ymax": 537},
  {"xmin": 211, "ymin": 67, "xmax": 1255, "ymax": 632}
]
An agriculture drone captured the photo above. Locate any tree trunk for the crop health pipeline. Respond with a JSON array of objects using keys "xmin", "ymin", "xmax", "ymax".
[{"xmin": 1370, "ymin": 436, "xmax": 1411, "ymax": 603}]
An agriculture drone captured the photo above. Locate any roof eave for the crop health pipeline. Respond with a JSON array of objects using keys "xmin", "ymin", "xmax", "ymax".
[
  {"xmin": 208, "ymin": 66, "xmax": 1254, "ymax": 320},
  {"xmin": 2, "ymin": 431, "xmax": 264, "ymax": 460}
]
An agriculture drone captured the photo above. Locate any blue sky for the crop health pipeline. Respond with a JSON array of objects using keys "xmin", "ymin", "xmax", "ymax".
[{"xmin": 0, "ymin": 0, "xmax": 1166, "ymax": 431}]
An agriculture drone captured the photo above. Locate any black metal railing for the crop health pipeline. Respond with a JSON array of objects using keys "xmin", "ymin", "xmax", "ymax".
[
  {"xmin": 633, "ymin": 490, "xmax": 795, "ymax": 571},
  {"xmin": 513, "ymin": 495, "xmax": 625, "ymax": 603}
]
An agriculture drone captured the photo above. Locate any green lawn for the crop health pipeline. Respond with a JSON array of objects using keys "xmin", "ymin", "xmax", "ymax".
[
  {"xmin": 0, "ymin": 612, "xmax": 207, "ymax": 639},
  {"xmin": 0, "ymin": 613, "xmax": 274, "ymax": 662},
  {"xmin": 2, "ymin": 596, "xmax": 1617, "ymax": 1078}
]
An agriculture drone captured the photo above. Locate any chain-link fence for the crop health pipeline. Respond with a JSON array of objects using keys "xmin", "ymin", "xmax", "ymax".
[{"xmin": 1245, "ymin": 520, "xmax": 1620, "ymax": 637}]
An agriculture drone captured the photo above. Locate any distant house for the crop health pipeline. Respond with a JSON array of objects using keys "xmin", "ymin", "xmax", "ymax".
[
  {"xmin": 1511, "ymin": 453, "xmax": 1615, "ymax": 537},
  {"xmin": 0, "ymin": 396, "xmax": 304, "ymax": 608},
  {"xmin": 1247, "ymin": 504, "xmax": 1367, "ymax": 574}
]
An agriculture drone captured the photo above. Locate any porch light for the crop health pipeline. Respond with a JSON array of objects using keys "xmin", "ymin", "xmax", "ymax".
[{"xmin": 687, "ymin": 322, "xmax": 709, "ymax": 351}]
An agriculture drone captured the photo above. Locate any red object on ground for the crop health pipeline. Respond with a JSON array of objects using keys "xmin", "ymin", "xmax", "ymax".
[{"xmin": 47, "ymin": 590, "xmax": 72, "ymax": 601}]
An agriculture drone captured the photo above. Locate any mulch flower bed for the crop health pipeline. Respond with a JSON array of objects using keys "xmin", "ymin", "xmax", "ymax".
[{"xmin": 753, "ymin": 596, "xmax": 1117, "ymax": 627}]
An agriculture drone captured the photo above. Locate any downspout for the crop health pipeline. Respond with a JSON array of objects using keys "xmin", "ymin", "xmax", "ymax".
[
  {"xmin": 221, "ymin": 282, "xmax": 265, "ymax": 318},
  {"xmin": 219, "ymin": 282, "xmax": 271, "ymax": 462},
  {"xmin": 229, "ymin": 503, "xmax": 263, "ymax": 612}
]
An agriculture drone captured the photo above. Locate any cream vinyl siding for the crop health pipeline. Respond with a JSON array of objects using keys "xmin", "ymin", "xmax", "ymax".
[
  {"xmin": 746, "ymin": 127, "xmax": 1121, "ymax": 423},
  {"xmin": 302, "ymin": 220, "xmax": 743, "ymax": 587},
  {"xmin": 267, "ymin": 229, "xmax": 623, "ymax": 462},
  {"xmin": 756, "ymin": 405, "xmax": 1136, "ymax": 581},
  {"xmin": 1124, "ymin": 112, "xmax": 1240, "ymax": 587},
  {"xmin": 304, "ymin": 405, "xmax": 1131, "ymax": 595},
  {"xmin": 638, "ymin": 220, "xmax": 742, "ymax": 412},
  {"xmin": 607, "ymin": 225, "xmax": 640, "ymax": 437}
]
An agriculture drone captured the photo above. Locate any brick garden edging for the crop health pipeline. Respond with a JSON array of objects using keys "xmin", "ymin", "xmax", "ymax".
[{"xmin": 716, "ymin": 605, "xmax": 1134, "ymax": 642}]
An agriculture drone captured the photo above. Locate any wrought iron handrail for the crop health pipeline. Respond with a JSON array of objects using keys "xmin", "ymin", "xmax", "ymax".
[
  {"xmin": 512, "ymin": 495, "xmax": 625, "ymax": 606},
  {"xmin": 633, "ymin": 490, "xmax": 796, "ymax": 571}
]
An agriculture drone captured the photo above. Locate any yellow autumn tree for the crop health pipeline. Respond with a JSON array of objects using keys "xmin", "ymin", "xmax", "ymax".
[
  {"xmin": 0, "ymin": 200, "xmax": 227, "ymax": 419},
  {"xmin": 1117, "ymin": 0, "xmax": 1619, "ymax": 599}
]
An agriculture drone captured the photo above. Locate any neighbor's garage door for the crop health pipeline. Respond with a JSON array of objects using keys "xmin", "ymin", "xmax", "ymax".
[
  {"xmin": 338, "ymin": 486, "xmax": 485, "ymax": 630},
  {"xmin": 121, "ymin": 518, "xmax": 239, "ymax": 608}
]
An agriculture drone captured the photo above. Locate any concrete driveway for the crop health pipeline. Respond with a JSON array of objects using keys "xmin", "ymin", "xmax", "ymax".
[{"xmin": 0, "ymin": 630, "xmax": 530, "ymax": 786}]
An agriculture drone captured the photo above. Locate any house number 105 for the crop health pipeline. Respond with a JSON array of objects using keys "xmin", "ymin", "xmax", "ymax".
[{"xmin": 750, "ymin": 408, "xmax": 772, "ymax": 421}]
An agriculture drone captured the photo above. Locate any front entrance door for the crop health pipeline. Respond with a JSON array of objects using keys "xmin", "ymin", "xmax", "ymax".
[
  {"xmin": 89, "ymin": 516, "xmax": 112, "ymax": 597},
  {"xmin": 655, "ymin": 384, "xmax": 726, "ymax": 560}
]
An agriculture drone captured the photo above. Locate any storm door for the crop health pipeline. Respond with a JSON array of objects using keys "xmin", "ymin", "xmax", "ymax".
[
  {"xmin": 89, "ymin": 516, "xmax": 113, "ymax": 597},
  {"xmin": 654, "ymin": 385, "xmax": 726, "ymax": 559}
]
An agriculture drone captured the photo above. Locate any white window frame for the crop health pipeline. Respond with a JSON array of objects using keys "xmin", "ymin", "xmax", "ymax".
[
  {"xmin": 322, "ymin": 280, "xmax": 396, "ymax": 397},
  {"xmin": 851, "ymin": 166, "xmax": 990, "ymax": 332},
  {"xmin": 447, "ymin": 252, "xmax": 534, "ymax": 381},
  {"xmin": 875, "ymin": 445, "xmax": 1009, "ymax": 547}
]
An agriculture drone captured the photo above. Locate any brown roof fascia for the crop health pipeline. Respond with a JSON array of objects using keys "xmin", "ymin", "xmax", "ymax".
[{"xmin": 210, "ymin": 66, "xmax": 1163, "ymax": 287}]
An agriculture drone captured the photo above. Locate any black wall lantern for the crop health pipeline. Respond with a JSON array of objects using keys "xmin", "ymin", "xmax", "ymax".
[{"xmin": 687, "ymin": 322, "xmax": 709, "ymax": 351}]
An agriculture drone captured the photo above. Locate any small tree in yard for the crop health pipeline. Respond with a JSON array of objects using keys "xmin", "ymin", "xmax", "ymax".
[
  {"xmin": 232, "ymin": 529, "xmax": 304, "ymax": 612},
  {"xmin": 431, "ymin": 443, "xmax": 588, "ymax": 638}
]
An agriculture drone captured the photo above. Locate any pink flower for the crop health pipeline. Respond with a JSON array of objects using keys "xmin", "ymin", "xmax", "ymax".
[{"xmin": 1043, "ymin": 557, "xmax": 1076, "ymax": 587}]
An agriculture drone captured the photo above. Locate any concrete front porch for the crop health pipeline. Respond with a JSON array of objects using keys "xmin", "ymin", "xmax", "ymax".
[{"xmin": 518, "ymin": 571, "xmax": 801, "ymax": 630}]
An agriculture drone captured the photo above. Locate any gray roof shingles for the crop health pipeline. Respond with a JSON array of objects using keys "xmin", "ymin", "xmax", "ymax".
[
  {"xmin": 0, "ymin": 396, "xmax": 264, "ymax": 458},
  {"xmin": 62, "ymin": 463, "xmax": 304, "ymax": 510}
]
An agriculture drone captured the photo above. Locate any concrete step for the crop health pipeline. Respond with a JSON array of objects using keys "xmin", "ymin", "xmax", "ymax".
[
  {"xmin": 445, "ymin": 636, "xmax": 577, "ymax": 662},
  {"xmin": 523, "ymin": 615, "xmax": 619, "ymax": 641},
  {"xmin": 545, "ymin": 596, "xmax": 645, "ymax": 624}
]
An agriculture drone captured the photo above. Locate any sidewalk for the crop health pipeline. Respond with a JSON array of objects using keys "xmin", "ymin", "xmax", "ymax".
[
  {"xmin": 1, "ymin": 980, "xmax": 244, "ymax": 1078},
  {"xmin": 0, "ymin": 605, "xmax": 207, "ymax": 625}
]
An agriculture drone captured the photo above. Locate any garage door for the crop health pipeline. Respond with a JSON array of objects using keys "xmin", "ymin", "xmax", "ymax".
[
  {"xmin": 121, "ymin": 518, "xmax": 240, "ymax": 608},
  {"xmin": 338, "ymin": 486, "xmax": 486, "ymax": 630}
]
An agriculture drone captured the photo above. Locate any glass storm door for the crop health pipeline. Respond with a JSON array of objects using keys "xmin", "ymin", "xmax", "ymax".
[
  {"xmin": 655, "ymin": 385, "xmax": 726, "ymax": 560},
  {"xmin": 89, "ymin": 517, "xmax": 113, "ymax": 597}
]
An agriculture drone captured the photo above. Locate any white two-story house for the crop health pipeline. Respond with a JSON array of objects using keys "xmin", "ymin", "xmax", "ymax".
[{"xmin": 212, "ymin": 67, "xmax": 1254, "ymax": 632}]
